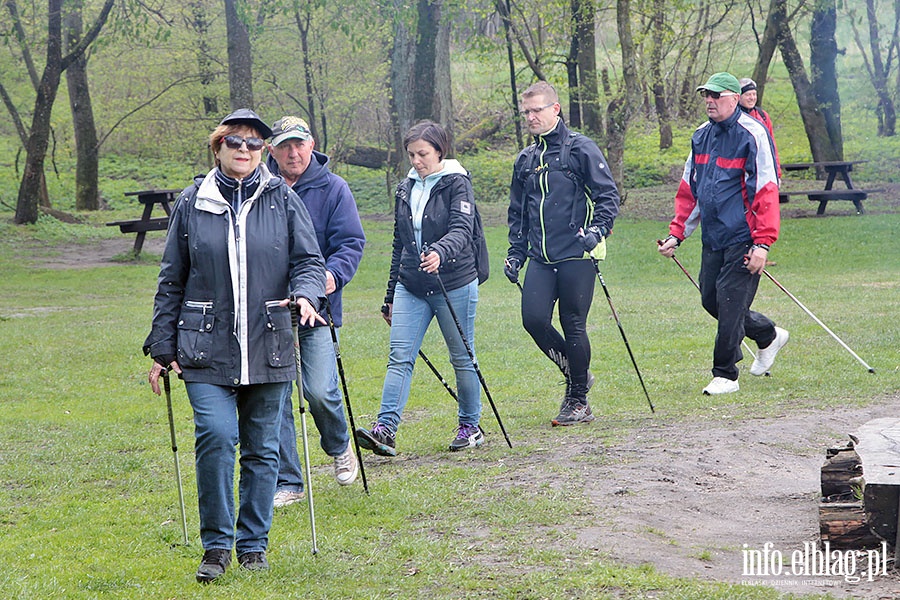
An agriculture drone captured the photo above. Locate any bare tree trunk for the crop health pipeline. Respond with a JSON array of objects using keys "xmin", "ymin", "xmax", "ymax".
[
  {"xmin": 650, "ymin": 0, "xmax": 671, "ymax": 149},
  {"xmin": 389, "ymin": 0, "xmax": 416, "ymax": 178},
  {"xmin": 573, "ymin": 0, "xmax": 601, "ymax": 136},
  {"xmin": 810, "ymin": 0, "xmax": 844, "ymax": 152},
  {"xmin": 413, "ymin": 0, "xmax": 452, "ymax": 144},
  {"xmin": 65, "ymin": 1, "xmax": 99, "ymax": 211},
  {"xmin": 294, "ymin": 3, "xmax": 319, "ymax": 141},
  {"xmin": 431, "ymin": 1, "xmax": 453, "ymax": 136},
  {"xmin": 15, "ymin": 0, "xmax": 65, "ymax": 224},
  {"xmin": 772, "ymin": 0, "xmax": 838, "ymax": 162},
  {"xmin": 225, "ymin": 0, "xmax": 253, "ymax": 109},
  {"xmin": 14, "ymin": 0, "xmax": 114, "ymax": 224},
  {"xmin": 862, "ymin": 0, "xmax": 895, "ymax": 135},
  {"xmin": 5, "ymin": 0, "xmax": 52, "ymax": 208},
  {"xmin": 751, "ymin": 1, "xmax": 779, "ymax": 105},
  {"xmin": 677, "ymin": 3, "xmax": 711, "ymax": 119},
  {"xmin": 606, "ymin": 0, "xmax": 640, "ymax": 190},
  {"xmin": 567, "ymin": 33, "xmax": 582, "ymax": 129},
  {"xmin": 188, "ymin": 1, "xmax": 218, "ymax": 116},
  {"xmin": 493, "ymin": 0, "xmax": 546, "ymax": 81},
  {"xmin": 499, "ymin": 0, "xmax": 523, "ymax": 149}
]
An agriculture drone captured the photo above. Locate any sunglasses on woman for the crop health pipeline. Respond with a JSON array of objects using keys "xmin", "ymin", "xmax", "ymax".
[{"xmin": 221, "ymin": 135, "xmax": 265, "ymax": 151}]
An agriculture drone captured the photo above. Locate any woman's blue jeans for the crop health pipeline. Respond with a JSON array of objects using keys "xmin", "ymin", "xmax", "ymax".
[
  {"xmin": 185, "ymin": 381, "xmax": 289, "ymax": 554},
  {"xmin": 378, "ymin": 280, "xmax": 481, "ymax": 433}
]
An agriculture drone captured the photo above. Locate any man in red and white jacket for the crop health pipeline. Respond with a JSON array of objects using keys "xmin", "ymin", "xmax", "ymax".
[{"xmin": 658, "ymin": 72, "xmax": 789, "ymax": 396}]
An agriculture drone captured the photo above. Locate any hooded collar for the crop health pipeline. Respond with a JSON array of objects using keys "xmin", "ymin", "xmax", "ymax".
[{"xmin": 406, "ymin": 158, "xmax": 468, "ymax": 183}]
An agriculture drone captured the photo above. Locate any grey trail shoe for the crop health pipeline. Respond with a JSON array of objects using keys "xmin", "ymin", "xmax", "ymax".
[{"xmin": 552, "ymin": 397, "xmax": 596, "ymax": 426}]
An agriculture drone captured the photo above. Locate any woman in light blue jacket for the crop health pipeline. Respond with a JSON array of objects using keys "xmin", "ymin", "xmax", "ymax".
[{"xmin": 356, "ymin": 121, "xmax": 484, "ymax": 457}]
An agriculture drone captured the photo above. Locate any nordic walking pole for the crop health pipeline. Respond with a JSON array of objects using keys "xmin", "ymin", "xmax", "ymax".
[
  {"xmin": 589, "ymin": 258, "xmax": 655, "ymax": 413},
  {"xmin": 762, "ymin": 269, "xmax": 875, "ymax": 373},
  {"xmin": 381, "ymin": 304, "xmax": 459, "ymax": 402},
  {"xmin": 289, "ymin": 298, "xmax": 318, "ymax": 554},
  {"xmin": 162, "ymin": 369, "xmax": 189, "ymax": 546},
  {"xmin": 324, "ymin": 299, "xmax": 369, "ymax": 495},
  {"xmin": 417, "ymin": 349, "xmax": 460, "ymax": 402},
  {"xmin": 658, "ymin": 240, "xmax": 761, "ymax": 370},
  {"xmin": 424, "ymin": 247, "xmax": 512, "ymax": 448}
]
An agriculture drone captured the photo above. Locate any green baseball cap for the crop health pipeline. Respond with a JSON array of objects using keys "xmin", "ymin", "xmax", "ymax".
[{"xmin": 696, "ymin": 72, "xmax": 741, "ymax": 94}]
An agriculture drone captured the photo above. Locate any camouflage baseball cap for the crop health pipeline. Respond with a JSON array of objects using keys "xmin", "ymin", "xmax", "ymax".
[
  {"xmin": 270, "ymin": 116, "xmax": 312, "ymax": 146},
  {"xmin": 696, "ymin": 72, "xmax": 741, "ymax": 94}
]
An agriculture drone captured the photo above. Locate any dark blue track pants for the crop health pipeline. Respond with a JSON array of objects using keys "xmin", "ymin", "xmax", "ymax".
[{"xmin": 699, "ymin": 242, "xmax": 777, "ymax": 380}]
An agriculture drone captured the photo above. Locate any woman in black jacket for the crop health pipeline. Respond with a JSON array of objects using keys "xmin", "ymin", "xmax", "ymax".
[
  {"xmin": 145, "ymin": 109, "xmax": 325, "ymax": 583},
  {"xmin": 355, "ymin": 121, "xmax": 483, "ymax": 455}
]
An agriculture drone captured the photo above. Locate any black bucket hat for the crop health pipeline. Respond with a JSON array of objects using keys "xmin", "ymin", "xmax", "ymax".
[{"xmin": 219, "ymin": 108, "xmax": 273, "ymax": 139}]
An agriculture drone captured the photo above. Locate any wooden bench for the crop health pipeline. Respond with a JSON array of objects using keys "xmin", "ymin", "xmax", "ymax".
[
  {"xmin": 106, "ymin": 189, "xmax": 180, "ymax": 256},
  {"xmin": 107, "ymin": 216, "xmax": 170, "ymax": 234},
  {"xmin": 779, "ymin": 160, "xmax": 878, "ymax": 215},
  {"xmin": 778, "ymin": 188, "xmax": 884, "ymax": 215}
]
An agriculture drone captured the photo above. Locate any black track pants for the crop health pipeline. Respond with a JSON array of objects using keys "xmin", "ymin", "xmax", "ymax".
[
  {"xmin": 520, "ymin": 259, "xmax": 596, "ymax": 387},
  {"xmin": 699, "ymin": 242, "xmax": 777, "ymax": 381}
]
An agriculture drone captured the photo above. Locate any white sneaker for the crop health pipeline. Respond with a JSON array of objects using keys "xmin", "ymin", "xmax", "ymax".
[
  {"xmin": 333, "ymin": 444, "xmax": 358, "ymax": 486},
  {"xmin": 702, "ymin": 377, "xmax": 740, "ymax": 395},
  {"xmin": 273, "ymin": 489, "xmax": 305, "ymax": 508},
  {"xmin": 750, "ymin": 327, "xmax": 789, "ymax": 376}
]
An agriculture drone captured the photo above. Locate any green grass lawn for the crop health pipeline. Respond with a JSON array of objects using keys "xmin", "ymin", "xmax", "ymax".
[{"xmin": 0, "ymin": 209, "xmax": 897, "ymax": 599}]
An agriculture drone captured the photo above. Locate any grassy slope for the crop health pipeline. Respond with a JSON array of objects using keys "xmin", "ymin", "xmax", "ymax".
[{"xmin": 0, "ymin": 208, "xmax": 896, "ymax": 598}]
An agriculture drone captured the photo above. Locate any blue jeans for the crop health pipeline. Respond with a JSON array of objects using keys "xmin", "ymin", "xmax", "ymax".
[
  {"xmin": 276, "ymin": 325, "xmax": 350, "ymax": 493},
  {"xmin": 378, "ymin": 280, "xmax": 480, "ymax": 433},
  {"xmin": 185, "ymin": 381, "xmax": 288, "ymax": 554}
]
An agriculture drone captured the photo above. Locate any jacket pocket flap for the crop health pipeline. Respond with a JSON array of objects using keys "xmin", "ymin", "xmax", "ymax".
[{"xmin": 178, "ymin": 311, "xmax": 215, "ymax": 332}]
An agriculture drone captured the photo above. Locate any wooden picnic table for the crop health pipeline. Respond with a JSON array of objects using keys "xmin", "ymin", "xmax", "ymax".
[
  {"xmin": 106, "ymin": 189, "xmax": 180, "ymax": 256},
  {"xmin": 778, "ymin": 160, "xmax": 882, "ymax": 215}
]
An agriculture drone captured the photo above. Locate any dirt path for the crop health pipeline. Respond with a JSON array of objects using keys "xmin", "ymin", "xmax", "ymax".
[{"xmin": 565, "ymin": 397, "xmax": 900, "ymax": 598}]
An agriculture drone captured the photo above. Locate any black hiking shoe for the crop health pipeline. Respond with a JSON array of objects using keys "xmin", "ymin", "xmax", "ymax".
[
  {"xmin": 196, "ymin": 548, "xmax": 231, "ymax": 583},
  {"xmin": 355, "ymin": 423, "xmax": 397, "ymax": 456},
  {"xmin": 237, "ymin": 551, "xmax": 269, "ymax": 571},
  {"xmin": 552, "ymin": 398, "xmax": 596, "ymax": 427}
]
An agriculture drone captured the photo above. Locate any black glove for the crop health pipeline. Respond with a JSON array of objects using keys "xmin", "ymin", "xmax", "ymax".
[
  {"xmin": 504, "ymin": 257, "xmax": 522, "ymax": 283},
  {"xmin": 153, "ymin": 353, "xmax": 176, "ymax": 369},
  {"xmin": 580, "ymin": 225, "xmax": 608, "ymax": 253}
]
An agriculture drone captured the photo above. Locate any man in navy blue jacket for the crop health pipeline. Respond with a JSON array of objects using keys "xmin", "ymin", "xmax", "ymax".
[
  {"xmin": 659, "ymin": 73, "xmax": 787, "ymax": 396},
  {"xmin": 266, "ymin": 116, "xmax": 366, "ymax": 504}
]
